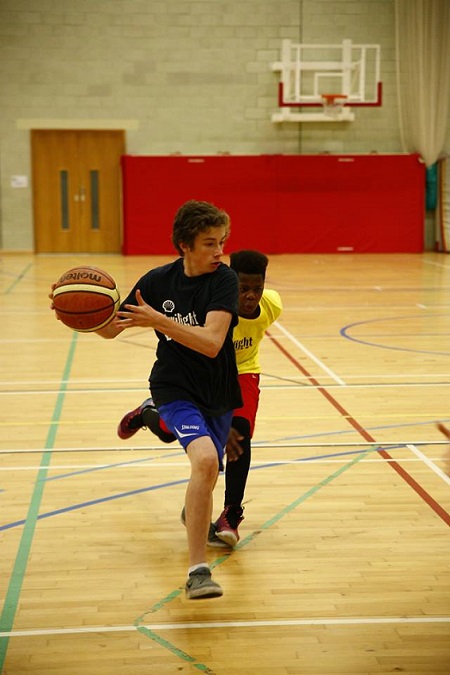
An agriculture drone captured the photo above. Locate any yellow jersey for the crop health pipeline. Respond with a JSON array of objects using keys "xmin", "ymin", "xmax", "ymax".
[{"xmin": 233, "ymin": 289, "xmax": 282, "ymax": 375}]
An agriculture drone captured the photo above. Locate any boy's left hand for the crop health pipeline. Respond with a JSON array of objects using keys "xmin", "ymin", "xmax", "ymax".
[{"xmin": 226, "ymin": 426, "xmax": 244, "ymax": 462}]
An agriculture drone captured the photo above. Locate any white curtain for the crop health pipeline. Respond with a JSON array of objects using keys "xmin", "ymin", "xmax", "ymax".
[{"xmin": 395, "ymin": 0, "xmax": 450, "ymax": 167}]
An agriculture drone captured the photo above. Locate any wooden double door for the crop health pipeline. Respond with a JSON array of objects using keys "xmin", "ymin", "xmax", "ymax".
[{"xmin": 32, "ymin": 130, "xmax": 125, "ymax": 253}]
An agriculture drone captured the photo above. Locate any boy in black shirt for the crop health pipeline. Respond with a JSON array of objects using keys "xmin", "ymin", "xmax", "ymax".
[
  {"xmin": 95, "ymin": 200, "xmax": 242, "ymax": 599},
  {"xmin": 119, "ymin": 250, "xmax": 283, "ymax": 550}
]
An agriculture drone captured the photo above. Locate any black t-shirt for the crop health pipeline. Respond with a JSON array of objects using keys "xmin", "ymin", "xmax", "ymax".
[{"xmin": 121, "ymin": 258, "xmax": 242, "ymax": 416}]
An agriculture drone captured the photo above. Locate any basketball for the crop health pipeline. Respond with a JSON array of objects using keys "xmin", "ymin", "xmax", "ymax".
[{"xmin": 52, "ymin": 266, "xmax": 120, "ymax": 332}]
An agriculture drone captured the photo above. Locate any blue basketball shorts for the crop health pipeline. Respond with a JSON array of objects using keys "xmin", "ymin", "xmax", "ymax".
[{"xmin": 158, "ymin": 400, "xmax": 233, "ymax": 472}]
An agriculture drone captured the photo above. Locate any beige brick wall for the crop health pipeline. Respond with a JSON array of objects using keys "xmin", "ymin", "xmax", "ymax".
[{"xmin": 0, "ymin": 0, "xmax": 446, "ymax": 250}]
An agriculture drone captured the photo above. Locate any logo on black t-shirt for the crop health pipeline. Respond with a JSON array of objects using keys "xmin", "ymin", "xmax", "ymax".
[
  {"xmin": 171, "ymin": 311, "xmax": 199, "ymax": 325},
  {"xmin": 162, "ymin": 299, "xmax": 200, "ymax": 327}
]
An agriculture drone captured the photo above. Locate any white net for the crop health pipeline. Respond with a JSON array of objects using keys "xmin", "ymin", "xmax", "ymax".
[{"xmin": 321, "ymin": 95, "xmax": 347, "ymax": 118}]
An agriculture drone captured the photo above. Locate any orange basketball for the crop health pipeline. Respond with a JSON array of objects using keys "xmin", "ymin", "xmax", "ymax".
[{"xmin": 52, "ymin": 266, "xmax": 120, "ymax": 332}]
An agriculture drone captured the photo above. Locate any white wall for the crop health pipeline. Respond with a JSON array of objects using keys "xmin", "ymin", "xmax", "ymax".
[{"xmin": 0, "ymin": 0, "xmax": 445, "ymax": 250}]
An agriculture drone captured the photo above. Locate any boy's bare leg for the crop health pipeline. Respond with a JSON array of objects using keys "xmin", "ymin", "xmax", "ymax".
[
  {"xmin": 185, "ymin": 437, "xmax": 219, "ymax": 566},
  {"xmin": 183, "ymin": 437, "xmax": 223, "ymax": 598}
]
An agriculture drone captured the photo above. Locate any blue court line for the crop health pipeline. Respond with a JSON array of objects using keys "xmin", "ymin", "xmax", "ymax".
[
  {"xmin": 0, "ymin": 419, "xmax": 444, "ymax": 668},
  {"xmin": 2, "ymin": 417, "xmax": 444, "ymax": 496},
  {"xmin": 0, "ymin": 331, "xmax": 78, "ymax": 670},
  {"xmin": 271, "ymin": 418, "xmax": 450, "ymax": 444},
  {"xmin": 340, "ymin": 314, "xmax": 450, "ymax": 356},
  {"xmin": 0, "ymin": 443, "xmax": 422, "ymax": 533},
  {"xmin": 42, "ymin": 450, "xmax": 185, "ymax": 482},
  {"xmin": 0, "ymin": 477, "xmax": 189, "ymax": 532}
]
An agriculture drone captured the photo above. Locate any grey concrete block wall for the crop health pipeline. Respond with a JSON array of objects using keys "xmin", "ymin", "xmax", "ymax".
[{"xmin": 0, "ymin": 0, "xmax": 446, "ymax": 250}]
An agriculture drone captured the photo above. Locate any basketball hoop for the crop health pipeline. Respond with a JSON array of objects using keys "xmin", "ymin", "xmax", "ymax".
[{"xmin": 321, "ymin": 94, "xmax": 348, "ymax": 118}]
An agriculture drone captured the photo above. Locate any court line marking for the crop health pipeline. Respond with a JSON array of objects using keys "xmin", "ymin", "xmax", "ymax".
[
  {"xmin": 424, "ymin": 258, "xmax": 450, "ymax": 269},
  {"xmin": 2, "ymin": 615, "xmax": 449, "ymax": 638},
  {"xmin": 1, "ymin": 457, "xmax": 449, "ymax": 472},
  {"xmin": 2, "ymin": 313, "xmax": 448, "ymax": 667},
  {"xmin": 132, "ymin": 447, "xmax": 378, "ymax": 672},
  {"xmin": 0, "ymin": 430, "xmax": 450, "ymax": 454},
  {"xmin": 2, "ymin": 412, "xmax": 450, "ymax": 430},
  {"xmin": 1, "ymin": 447, "xmax": 450, "ymax": 534},
  {"xmin": 2, "ymin": 439, "xmax": 449, "ymax": 535},
  {"xmin": 406, "ymin": 443, "xmax": 450, "ymax": 485},
  {"xmin": 1, "ymin": 447, "xmax": 384, "ymax": 532},
  {"xmin": 274, "ymin": 320, "xmax": 346, "ymax": 385},
  {"xmin": 2, "ymin": 371, "xmax": 450, "ymax": 387},
  {"xmin": 340, "ymin": 314, "xmax": 450, "ymax": 356},
  {"xmin": 267, "ymin": 330, "xmax": 450, "ymax": 527},
  {"xmin": 2, "ymin": 439, "xmax": 449, "ymax": 454},
  {"xmin": 2, "ymin": 262, "xmax": 33, "ymax": 295},
  {"xmin": 4, "ymin": 380, "xmax": 450, "ymax": 398},
  {"xmin": 0, "ymin": 476, "xmax": 190, "ymax": 532},
  {"xmin": 0, "ymin": 332, "xmax": 78, "ymax": 670}
]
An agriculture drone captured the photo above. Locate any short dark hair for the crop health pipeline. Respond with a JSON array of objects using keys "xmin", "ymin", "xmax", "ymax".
[
  {"xmin": 172, "ymin": 200, "xmax": 230, "ymax": 255},
  {"xmin": 229, "ymin": 250, "xmax": 269, "ymax": 279}
]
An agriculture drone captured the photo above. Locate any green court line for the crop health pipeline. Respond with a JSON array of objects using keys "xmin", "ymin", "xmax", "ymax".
[
  {"xmin": 239, "ymin": 446, "xmax": 376, "ymax": 537},
  {"xmin": 135, "ymin": 626, "xmax": 215, "ymax": 674},
  {"xmin": 134, "ymin": 446, "xmax": 378, "ymax": 673},
  {"xmin": 3, "ymin": 262, "xmax": 34, "ymax": 295},
  {"xmin": 0, "ymin": 331, "xmax": 78, "ymax": 670}
]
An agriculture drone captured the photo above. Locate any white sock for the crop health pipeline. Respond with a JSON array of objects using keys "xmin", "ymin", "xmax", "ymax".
[{"xmin": 188, "ymin": 563, "xmax": 209, "ymax": 575}]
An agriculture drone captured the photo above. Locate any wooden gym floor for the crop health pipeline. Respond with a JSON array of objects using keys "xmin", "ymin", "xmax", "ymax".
[{"xmin": 1, "ymin": 252, "xmax": 449, "ymax": 675}]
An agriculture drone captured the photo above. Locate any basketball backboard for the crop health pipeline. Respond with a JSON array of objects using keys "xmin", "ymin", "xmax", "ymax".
[{"xmin": 271, "ymin": 39, "xmax": 382, "ymax": 122}]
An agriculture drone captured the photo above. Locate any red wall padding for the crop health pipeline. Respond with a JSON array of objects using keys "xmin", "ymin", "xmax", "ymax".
[{"xmin": 121, "ymin": 154, "xmax": 425, "ymax": 254}]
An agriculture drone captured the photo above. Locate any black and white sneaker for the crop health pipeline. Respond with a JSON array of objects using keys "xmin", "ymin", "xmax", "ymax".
[{"xmin": 185, "ymin": 567, "xmax": 223, "ymax": 599}]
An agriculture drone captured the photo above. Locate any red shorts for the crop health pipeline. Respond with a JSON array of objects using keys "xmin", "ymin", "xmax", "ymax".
[{"xmin": 233, "ymin": 373, "xmax": 260, "ymax": 438}]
